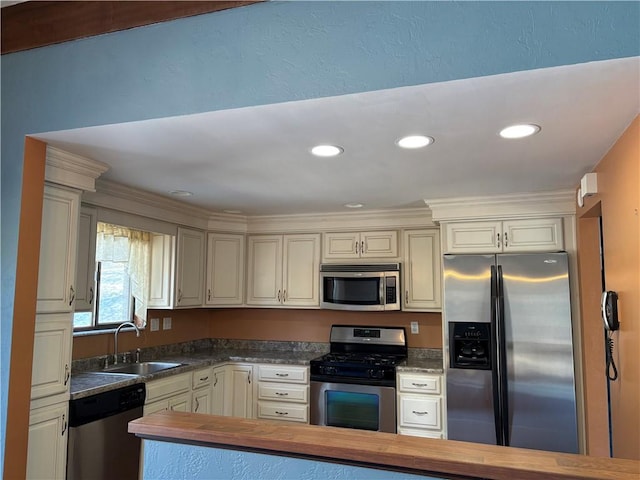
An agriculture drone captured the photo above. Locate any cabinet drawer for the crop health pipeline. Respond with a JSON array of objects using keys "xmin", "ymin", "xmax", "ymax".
[
  {"xmin": 146, "ymin": 372, "xmax": 190, "ymax": 403},
  {"xmin": 398, "ymin": 374, "xmax": 441, "ymax": 394},
  {"xmin": 258, "ymin": 383, "xmax": 308, "ymax": 403},
  {"xmin": 258, "ymin": 365, "xmax": 308, "ymax": 384},
  {"xmin": 192, "ymin": 367, "xmax": 212, "ymax": 389},
  {"xmin": 257, "ymin": 402, "xmax": 308, "ymax": 423},
  {"xmin": 398, "ymin": 395, "xmax": 442, "ymax": 430}
]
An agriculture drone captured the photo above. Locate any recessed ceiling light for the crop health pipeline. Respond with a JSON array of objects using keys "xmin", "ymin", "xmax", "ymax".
[
  {"xmin": 499, "ymin": 124, "xmax": 541, "ymax": 139},
  {"xmin": 396, "ymin": 135, "xmax": 434, "ymax": 149},
  {"xmin": 169, "ymin": 190, "xmax": 193, "ymax": 197},
  {"xmin": 344, "ymin": 203, "xmax": 363, "ymax": 209},
  {"xmin": 311, "ymin": 145, "xmax": 344, "ymax": 157}
]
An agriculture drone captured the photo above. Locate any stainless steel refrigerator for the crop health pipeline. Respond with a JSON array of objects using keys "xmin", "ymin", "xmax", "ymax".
[{"xmin": 443, "ymin": 252, "xmax": 579, "ymax": 453}]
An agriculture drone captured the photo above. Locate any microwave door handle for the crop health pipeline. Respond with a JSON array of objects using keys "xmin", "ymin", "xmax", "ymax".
[{"xmin": 380, "ymin": 277, "xmax": 386, "ymax": 309}]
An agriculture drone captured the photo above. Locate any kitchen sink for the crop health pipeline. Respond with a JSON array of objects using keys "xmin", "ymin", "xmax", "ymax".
[{"xmin": 98, "ymin": 361, "xmax": 183, "ymax": 376}]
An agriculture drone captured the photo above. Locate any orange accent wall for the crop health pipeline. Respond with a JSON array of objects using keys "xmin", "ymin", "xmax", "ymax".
[
  {"xmin": 4, "ymin": 138, "xmax": 47, "ymax": 479},
  {"xmin": 209, "ymin": 309, "xmax": 442, "ymax": 349},
  {"xmin": 577, "ymin": 115, "xmax": 639, "ymax": 460}
]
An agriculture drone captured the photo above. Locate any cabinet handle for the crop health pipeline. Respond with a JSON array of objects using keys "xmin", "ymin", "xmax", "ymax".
[
  {"xmin": 275, "ymin": 373, "xmax": 289, "ymax": 377},
  {"xmin": 411, "ymin": 382, "xmax": 428, "ymax": 388},
  {"xmin": 283, "ymin": 290, "xmax": 287, "ymax": 302},
  {"xmin": 61, "ymin": 414, "xmax": 67, "ymax": 436},
  {"xmin": 208, "ymin": 289, "xmax": 211, "ymax": 301},
  {"xmin": 247, "ymin": 372, "xmax": 251, "ymax": 384},
  {"xmin": 195, "ymin": 397, "xmax": 200, "ymax": 412},
  {"xmin": 275, "ymin": 392, "xmax": 289, "ymax": 396},
  {"xmin": 355, "ymin": 241, "xmax": 359, "ymax": 254},
  {"xmin": 504, "ymin": 232, "xmax": 509, "ymax": 247},
  {"xmin": 412, "ymin": 411, "xmax": 429, "ymax": 416},
  {"xmin": 64, "ymin": 364, "xmax": 70, "ymax": 386},
  {"xmin": 277, "ymin": 290, "xmax": 281, "ymax": 302},
  {"xmin": 89, "ymin": 287, "xmax": 94, "ymax": 305},
  {"xmin": 213, "ymin": 373, "xmax": 218, "ymax": 387},
  {"xmin": 361, "ymin": 241, "xmax": 365, "ymax": 254},
  {"xmin": 275, "ymin": 411, "xmax": 288, "ymax": 416},
  {"xmin": 405, "ymin": 291, "xmax": 409, "ymax": 304},
  {"xmin": 496, "ymin": 233, "xmax": 501, "ymax": 248},
  {"xmin": 69, "ymin": 285, "xmax": 75, "ymax": 306},
  {"xmin": 200, "ymin": 376, "xmax": 209, "ymax": 382},
  {"xmin": 177, "ymin": 289, "xmax": 183, "ymax": 303}
]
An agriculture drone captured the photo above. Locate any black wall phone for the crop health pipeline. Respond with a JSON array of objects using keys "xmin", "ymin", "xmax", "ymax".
[
  {"xmin": 601, "ymin": 291, "xmax": 619, "ymax": 381},
  {"xmin": 601, "ymin": 290, "xmax": 619, "ymax": 331}
]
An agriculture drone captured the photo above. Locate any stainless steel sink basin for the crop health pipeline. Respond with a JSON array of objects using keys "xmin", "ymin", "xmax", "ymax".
[{"xmin": 99, "ymin": 361, "xmax": 183, "ymax": 376}]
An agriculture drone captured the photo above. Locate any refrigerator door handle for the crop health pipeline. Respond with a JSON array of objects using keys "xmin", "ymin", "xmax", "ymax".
[
  {"xmin": 490, "ymin": 265, "xmax": 503, "ymax": 445},
  {"xmin": 496, "ymin": 265, "xmax": 510, "ymax": 446}
]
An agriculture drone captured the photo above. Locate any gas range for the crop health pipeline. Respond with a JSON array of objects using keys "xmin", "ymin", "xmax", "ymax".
[{"xmin": 310, "ymin": 325, "xmax": 407, "ymax": 386}]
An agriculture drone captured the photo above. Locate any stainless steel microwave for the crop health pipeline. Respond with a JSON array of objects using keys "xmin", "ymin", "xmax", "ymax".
[{"xmin": 320, "ymin": 263, "xmax": 400, "ymax": 311}]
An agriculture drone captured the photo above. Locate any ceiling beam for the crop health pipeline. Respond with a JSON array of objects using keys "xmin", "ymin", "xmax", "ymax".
[{"xmin": 1, "ymin": 1, "xmax": 262, "ymax": 55}]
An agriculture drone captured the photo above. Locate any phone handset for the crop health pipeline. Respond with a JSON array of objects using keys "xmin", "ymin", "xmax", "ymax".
[
  {"xmin": 601, "ymin": 291, "xmax": 619, "ymax": 381},
  {"xmin": 601, "ymin": 291, "xmax": 619, "ymax": 331}
]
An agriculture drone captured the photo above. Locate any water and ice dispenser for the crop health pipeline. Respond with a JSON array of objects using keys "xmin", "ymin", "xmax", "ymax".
[{"xmin": 449, "ymin": 322, "xmax": 492, "ymax": 370}]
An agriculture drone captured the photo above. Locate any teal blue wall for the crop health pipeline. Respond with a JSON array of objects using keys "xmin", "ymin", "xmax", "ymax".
[
  {"xmin": 143, "ymin": 439, "xmax": 439, "ymax": 480},
  {"xmin": 1, "ymin": 1, "xmax": 638, "ymax": 474}
]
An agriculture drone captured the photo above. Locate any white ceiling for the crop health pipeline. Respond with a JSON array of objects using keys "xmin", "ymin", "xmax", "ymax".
[{"xmin": 35, "ymin": 57, "xmax": 639, "ymax": 216}]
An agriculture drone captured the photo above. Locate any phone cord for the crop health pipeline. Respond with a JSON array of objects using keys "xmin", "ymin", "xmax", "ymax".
[{"xmin": 606, "ymin": 331, "xmax": 618, "ymax": 381}]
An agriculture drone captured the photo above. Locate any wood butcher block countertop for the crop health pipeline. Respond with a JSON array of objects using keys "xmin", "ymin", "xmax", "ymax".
[{"xmin": 129, "ymin": 411, "xmax": 639, "ymax": 480}]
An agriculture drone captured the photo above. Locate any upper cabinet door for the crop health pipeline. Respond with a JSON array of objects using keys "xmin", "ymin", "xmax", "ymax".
[
  {"xmin": 246, "ymin": 235, "xmax": 283, "ymax": 305},
  {"xmin": 205, "ymin": 233, "xmax": 245, "ymax": 306},
  {"xmin": 323, "ymin": 230, "xmax": 398, "ymax": 260},
  {"xmin": 74, "ymin": 206, "xmax": 97, "ymax": 313},
  {"xmin": 323, "ymin": 232, "xmax": 360, "ymax": 259},
  {"xmin": 175, "ymin": 227, "xmax": 205, "ymax": 307},
  {"xmin": 402, "ymin": 229, "xmax": 442, "ymax": 311},
  {"xmin": 444, "ymin": 221, "xmax": 502, "ymax": 254},
  {"xmin": 282, "ymin": 234, "xmax": 320, "ymax": 307},
  {"xmin": 502, "ymin": 218, "xmax": 564, "ymax": 252},
  {"xmin": 360, "ymin": 230, "xmax": 398, "ymax": 258},
  {"xmin": 148, "ymin": 233, "xmax": 175, "ymax": 309},
  {"xmin": 37, "ymin": 185, "xmax": 81, "ymax": 313}
]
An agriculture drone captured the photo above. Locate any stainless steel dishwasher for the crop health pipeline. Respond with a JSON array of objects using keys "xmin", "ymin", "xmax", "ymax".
[{"xmin": 67, "ymin": 383, "xmax": 146, "ymax": 480}]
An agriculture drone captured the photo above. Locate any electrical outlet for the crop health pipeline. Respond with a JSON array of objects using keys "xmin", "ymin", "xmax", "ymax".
[
  {"xmin": 163, "ymin": 317, "xmax": 172, "ymax": 330},
  {"xmin": 410, "ymin": 321, "xmax": 419, "ymax": 334},
  {"xmin": 150, "ymin": 318, "xmax": 160, "ymax": 331}
]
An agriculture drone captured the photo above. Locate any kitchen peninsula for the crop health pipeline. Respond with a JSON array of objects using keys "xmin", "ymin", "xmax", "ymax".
[{"xmin": 130, "ymin": 411, "xmax": 640, "ymax": 480}]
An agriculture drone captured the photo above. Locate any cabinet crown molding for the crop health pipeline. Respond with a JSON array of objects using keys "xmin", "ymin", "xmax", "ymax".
[
  {"xmin": 45, "ymin": 146, "xmax": 109, "ymax": 191},
  {"xmin": 424, "ymin": 190, "xmax": 576, "ymax": 223}
]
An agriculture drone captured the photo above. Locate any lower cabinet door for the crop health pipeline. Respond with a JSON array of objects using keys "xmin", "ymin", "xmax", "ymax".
[
  {"xmin": 192, "ymin": 387, "xmax": 211, "ymax": 414},
  {"xmin": 27, "ymin": 401, "xmax": 68, "ymax": 480}
]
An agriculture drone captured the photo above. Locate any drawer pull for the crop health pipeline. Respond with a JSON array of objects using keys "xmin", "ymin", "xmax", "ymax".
[
  {"xmin": 411, "ymin": 382, "xmax": 429, "ymax": 388},
  {"xmin": 275, "ymin": 392, "xmax": 289, "ymax": 396},
  {"xmin": 199, "ymin": 376, "xmax": 209, "ymax": 382},
  {"xmin": 275, "ymin": 373, "xmax": 289, "ymax": 377},
  {"xmin": 412, "ymin": 410, "xmax": 429, "ymax": 416},
  {"xmin": 275, "ymin": 411, "xmax": 288, "ymax": 416}
]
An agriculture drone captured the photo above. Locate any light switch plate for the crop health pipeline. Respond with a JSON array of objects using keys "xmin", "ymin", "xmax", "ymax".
[
  {"xmin": 150, "ymin": 318, "xmax": 160, "ymax": 331},
  {"xmin": 410, "ymin": 321, "xmax": 419, "ymax": 334},
  {"xmin": 163, "ymin": 317, "xmax": 172, "ymax": 330}
]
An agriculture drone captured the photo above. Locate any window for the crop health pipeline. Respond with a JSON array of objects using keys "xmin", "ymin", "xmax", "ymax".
[{"xmin": 73, "ymin": 222, "xmax": 151, "ymax": 330}]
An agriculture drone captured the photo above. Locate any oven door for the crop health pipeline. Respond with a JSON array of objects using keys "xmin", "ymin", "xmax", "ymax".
[{"xmin": 310, "ymin": 381, "xmax": 396, "ymax": 433}]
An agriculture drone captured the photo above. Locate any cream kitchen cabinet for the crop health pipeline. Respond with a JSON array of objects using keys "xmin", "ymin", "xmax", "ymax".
[
  {"xmin": 143, "ymin": 372, "xmax": 192, "ymax": 415},
  {"xmin": 246, "ymin": 234, "xmax": 320, "ymax": 307},
  {"xmin": 37, "ymin": 184, "xmax": 81, "ymax": 313},
  {"xmin": 444, "ymin": 218, "xmax": 564, "ymax": 254},
  {"xmin": 228, "ymin": 364, "xmax": 254, "ymax": 418},
  {"xmin": 148, "ymin": 233, "xmax": 175, "ymax": 309},
  {"xmin": 397, "ymin": 372, "xmax": 445, "ymax": 439},
  {"xmin": 191, "ymin": 367, "xmax": 213, "ymax": 414},
  {"xmin": 175, "ymin": 227, "xmax": 205, "ymax": 307},
  {"xmin": 31, "ymin": 314, "xmax": 72, "ymax": 401},
  {"xmin": 323, "ymin": 230, "xmax": 398, "ymax": 260},
  {"xmin": 74, "ymin": 206, "xmax": 97, "ymax": 313},
  {"xmin": 211, "ymin": 365, "xmax": 228, "ymax": 416},
  {"xmin": 402, "ymin": 229, "xmax": 441, "ymax": 311},
  {"xmin": 26, "ymin": 401, "xmax": 69, "ymax": 480},
  {"xmin": 204, "ymin": 232, "xmax": 244, "ymax": 306},
  {"xmin": 256, "ymin": 364, "xmax": 309, "ymax": 424}
]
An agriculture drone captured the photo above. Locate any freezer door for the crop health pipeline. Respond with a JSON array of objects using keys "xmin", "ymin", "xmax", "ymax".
[
  {"xmin": 498, "ymin": 252, "xmax": 578, "ymax": 453},
  {"xmin": 444, "ymin": 255, "xmax": 497, "ymax": 444}
]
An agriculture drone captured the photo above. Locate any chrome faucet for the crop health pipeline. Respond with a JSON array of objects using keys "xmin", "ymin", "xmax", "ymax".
[{"xmin": 114, "ymin": 322, "xmax": 141, "ymax": 365}]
